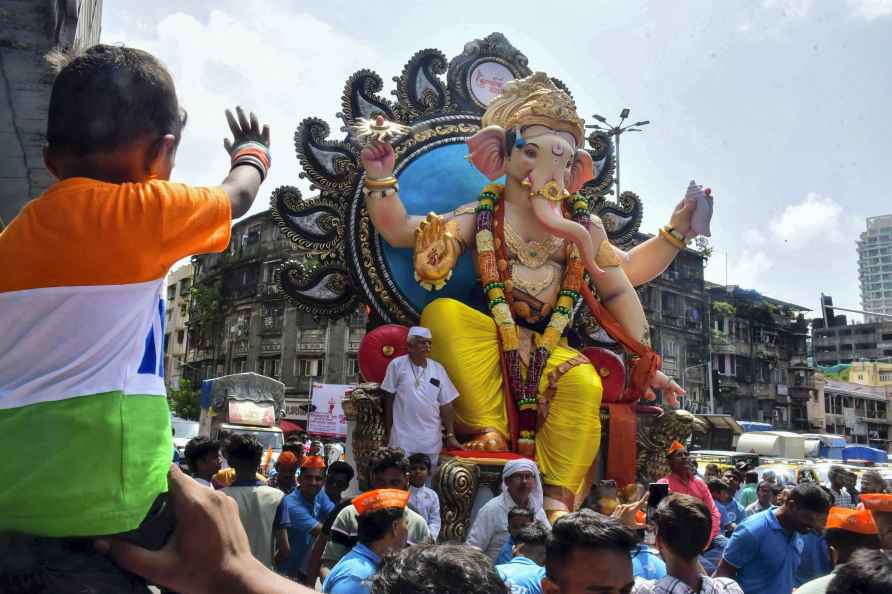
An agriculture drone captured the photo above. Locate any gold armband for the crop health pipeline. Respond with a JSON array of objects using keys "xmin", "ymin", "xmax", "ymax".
[
  {"xmin": 659, "ymin": 226, "xmax": 687, "ymax": 250},
  {"xmin": 365, "ymin": 176, "xmax": 398, "ymax": 189},
  {"xmin": 362, "ymin": 176, "xmax": 399, "ymax": 199}
]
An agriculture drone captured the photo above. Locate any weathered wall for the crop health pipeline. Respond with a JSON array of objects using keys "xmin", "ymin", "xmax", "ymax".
[{"xmin": 0, "ymin": 0, "xmax": 102, "ymax": 227}]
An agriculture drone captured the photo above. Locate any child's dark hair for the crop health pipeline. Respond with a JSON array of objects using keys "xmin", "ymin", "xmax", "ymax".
[
  {"xmin": 47, "ymin": 44, "xmax": 186, "ymax": 156},
  {"xmin": 653, "ymin": 494, "xmax": 712, "ymax": 560},
  {"xmin": 408, "ymin": 453, "xmax": 432, "ymax": 471}
]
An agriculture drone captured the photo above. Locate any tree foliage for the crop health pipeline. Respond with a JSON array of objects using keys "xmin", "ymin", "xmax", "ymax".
[
  {"xmin": 694, "ymin": 236, "xmax": 713, "ymax": 262},
  {"xmin": 168, "ymin": 378, "xmax": 201, "ymax": 420},
  {"xmin": 189, "ymin": 283, "xmax": 222, "ymax": 344},
  {"xmin": 711, "ymin": 300, "xmax": 736, "ymax": 317}
]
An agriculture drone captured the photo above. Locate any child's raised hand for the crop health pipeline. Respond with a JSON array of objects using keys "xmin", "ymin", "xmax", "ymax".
[{"xmin": 224, "ymin": 106, "xmax": 270, "ymax": 154}]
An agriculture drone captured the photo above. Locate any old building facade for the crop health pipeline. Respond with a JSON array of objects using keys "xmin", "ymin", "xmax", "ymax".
[
  {"xmin": 186, "ymin": 211, "xmax": 365, "ymax": 424},
  {"xmin": 163, "ymin": 263, "xmax": 193, "ymax": 392},
  {"xmin": 821, "ymin": 379, "xmax": 890, "ymax": 447},
  {"xmin": 812, "ymin": 319, "xmax": 892, "ymax": 366},
  {"xmin": 706, "ymin": 283, "xmax": 813, "ymax": 430}
]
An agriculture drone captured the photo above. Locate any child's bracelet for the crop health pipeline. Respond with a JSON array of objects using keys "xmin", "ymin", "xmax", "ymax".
[{"xmin": 231, "ymin": 141, "xmax": 271, "ymax": 180}]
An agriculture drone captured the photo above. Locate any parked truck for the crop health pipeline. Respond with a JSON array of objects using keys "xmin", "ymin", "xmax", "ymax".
[{"xmin": 198, "ymin": 373, "xmax": 286, "ymax": 459}]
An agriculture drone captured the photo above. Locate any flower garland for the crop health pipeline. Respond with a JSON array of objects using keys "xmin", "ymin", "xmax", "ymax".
[{"xmin": 475, "ymin": 183, "xmax": 589, "ymax": 452}]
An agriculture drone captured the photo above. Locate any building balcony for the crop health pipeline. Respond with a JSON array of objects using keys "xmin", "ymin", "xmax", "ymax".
[
  {"xmin": 297, "ymin": 342, "xmax": 327, "ymax": 353},
  {"xmin": 229, "ymin": 339, "xmax": 250, "ymax": 356},
  {"xmin": 717, "ymin": 375, "xmax": 741, "ymax": 392},
  {"xmin": 225, "ymin": 284, "xmax": 259, "ymax": 301},
  {"xmin": 187, "ymin": 348, "xmax": 214, "ymax": 362}
]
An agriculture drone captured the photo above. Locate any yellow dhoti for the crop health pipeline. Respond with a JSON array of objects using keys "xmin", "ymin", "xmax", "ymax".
[{"xmin": 421, "ymin": 298, "xmax": 602, "ymax": 497}]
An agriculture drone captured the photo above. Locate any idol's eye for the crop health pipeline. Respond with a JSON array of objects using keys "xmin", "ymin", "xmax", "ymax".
[{"xmin": 524, "ymin": 146, "xmax": 537, "ymax": 159}]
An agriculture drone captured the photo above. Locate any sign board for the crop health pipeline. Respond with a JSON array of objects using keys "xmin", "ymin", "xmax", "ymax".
[
  {"xmin": 469, "ymin": 61, "xmax": 513, "ymax": 106},
  {"xmin": 284, "ymin": 398, "xmax": 308, "ymax": 419},
  {"xmin": 307, "ymin": 383, "xmax": 351, "ymax": 438},
  {"xmin": 227, "ymin": 400, "xmax": 276, "ymax": 427}
]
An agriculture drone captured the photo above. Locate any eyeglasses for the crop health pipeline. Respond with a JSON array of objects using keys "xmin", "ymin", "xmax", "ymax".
[{"xmin": 510, "ymin": 472, "xmax": 536, "ymax": 483}]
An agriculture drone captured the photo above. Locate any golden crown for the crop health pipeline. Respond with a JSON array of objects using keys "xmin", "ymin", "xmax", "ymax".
[{"xmin": 481, "ymin": 72, "xmax": 585, "ymax": 146}]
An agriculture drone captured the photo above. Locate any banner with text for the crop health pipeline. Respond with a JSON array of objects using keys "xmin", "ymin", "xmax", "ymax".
[{"xmin": 307, "ymin": 383, "xmax": 351, "ymax": 438}]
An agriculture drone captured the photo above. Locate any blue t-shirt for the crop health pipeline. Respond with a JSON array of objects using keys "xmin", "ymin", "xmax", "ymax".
[
  {"xmin": 716, "ymin": 499, "xmax": 745, "ymax": 530},
  {"xmin": 318, "ymin": 488, "xmax": 336, "ymax": 511},
  {"xmin": 722, "ymin": 509, "xmax": 804, "ymax": 594},
  {"xmin": 496, "ymin": 556, "xmax": 545, "ymax": 594},
  {"xmin": 496, "ymin": 536, "xmax": 515, "ymax": 565},
  {"xmin": 796, "ymin": 532, "xmax": 832, "ymax": 587},
  {"xmin": 322, "ymin": 543, "xmax": 380, "ymax": 594},
  {"xmin": 631, "ymin": 543, "xmax": 667, "ymax": 579},
  {"xmin": 278, "ymin": 488, "xmax": 335, "ymax": 576}
]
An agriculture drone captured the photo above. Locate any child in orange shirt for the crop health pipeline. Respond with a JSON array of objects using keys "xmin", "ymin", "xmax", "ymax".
[{"xmin": 0, "ymin": 44, "xmax": 270, "ymax": 589}]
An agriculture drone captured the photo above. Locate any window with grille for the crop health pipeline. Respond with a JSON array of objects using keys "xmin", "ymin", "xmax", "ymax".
[
  {"xmin": 346, "ymin": 357, "xmax": 359, "ymax": 378},
  {"xmin": 297, "ymin": 358, "xmax": 324, "ymax": 377}
]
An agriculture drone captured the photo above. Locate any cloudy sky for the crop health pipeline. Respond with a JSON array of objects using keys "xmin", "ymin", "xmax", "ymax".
[{"xmin": 105, "ymin": 0, "xmax": 892, "ymax": 319}]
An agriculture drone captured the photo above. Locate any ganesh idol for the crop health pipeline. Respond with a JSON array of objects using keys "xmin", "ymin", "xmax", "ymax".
[{"xmin": 357, "ymin": 72, "xmax": 713, "ymax": 515}]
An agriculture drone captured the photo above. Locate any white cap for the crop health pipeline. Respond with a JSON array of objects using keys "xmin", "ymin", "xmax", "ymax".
[{"xmin": 407, "ymin": 326, "xmax": 432, "ymax": 339}]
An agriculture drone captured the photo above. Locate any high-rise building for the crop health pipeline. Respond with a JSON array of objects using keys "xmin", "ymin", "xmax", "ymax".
[{"xmin": 858, "ymin": 215, "xmax": 892, "ymax": 321}]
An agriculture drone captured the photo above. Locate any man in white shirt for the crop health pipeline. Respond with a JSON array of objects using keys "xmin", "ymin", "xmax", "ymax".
[
  {"xmin": 381, "ymin": 326, "xmax": 462, "ymax": 469},
  {"xmin": 408, "ymin": 453, "xmax": 442, "ymax": 541},
  {"xmin": 184, "ymin": 435, "xmax": 221, "ymax": 488},
  {"xmin": 466, "ymin": 458, "xmax": 550, "ymax": 561}
]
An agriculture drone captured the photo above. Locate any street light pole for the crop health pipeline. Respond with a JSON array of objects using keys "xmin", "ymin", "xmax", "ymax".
[{"xmin": 586, "ymin": 108, "xmax": 649, "ymax": 197}]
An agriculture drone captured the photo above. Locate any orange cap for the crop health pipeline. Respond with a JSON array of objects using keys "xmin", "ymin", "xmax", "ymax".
[
  {"xmin": 301, "ymin": 455, "xmax": 326, "ymax": 470},
  {"xmin": 276, "ymin": 452, "xmax": 299, "ymax": 472},
  {"xmin": 667, "ymin": 441, "xmax": 686, "ymax": 456},
  {"xmin": 825, "ymin": 507, "xmax": 878, "ymax": 535},
  {"xmin": 860, "ymin": 493, "xmax": 892, "ymax": 513},
  {"xmin": 353, "ymin": 488, "xmax": 410, "ymax": 515}
]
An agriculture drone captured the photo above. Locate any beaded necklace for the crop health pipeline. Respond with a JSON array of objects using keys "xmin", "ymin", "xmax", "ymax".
[{"xmin": 475, "ymin": 183, "xmax": 590, "ymax": 451}]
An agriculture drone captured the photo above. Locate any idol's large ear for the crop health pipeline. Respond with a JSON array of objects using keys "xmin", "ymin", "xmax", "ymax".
[
  {"xmin": 566, "ymin": 148, "xmax": 594, "ymax": 194},
  {"xmin": 467, "ymin": 125, "xmax": 508, "ymax": 180}
]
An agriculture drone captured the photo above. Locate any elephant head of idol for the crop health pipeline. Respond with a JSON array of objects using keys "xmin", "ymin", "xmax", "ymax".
[{"xmin": 467, "ymin": 72, "xmax": 600, "ymax": 276}]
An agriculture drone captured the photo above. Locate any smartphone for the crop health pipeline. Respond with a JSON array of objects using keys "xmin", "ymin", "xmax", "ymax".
[{"xmin": 647, "ymin": 482, "xmax": 669, "ymax": 514}]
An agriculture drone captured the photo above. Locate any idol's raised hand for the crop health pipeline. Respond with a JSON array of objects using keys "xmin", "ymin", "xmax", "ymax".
[
  {"xmin": 669, "ymin": 180, "xmax": 713, "ymax": 239},
  {"xmin": 361, "ymin": 141, "xmax": 397, "ymax": 180}
]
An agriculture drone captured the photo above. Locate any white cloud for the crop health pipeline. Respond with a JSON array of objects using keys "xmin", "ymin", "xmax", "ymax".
[
  {"xmin": 762, "ymin": 0, "xmax": 814, "ymax": 19},
  {"xmin": 768, "ymin": 192, "xmax": 856, "ymax": 248},
  {"xmin": 848, "ymin": 0, "xmax": 892, "ymax": 20},
  {"xmin": 705, "ymin": 249, "xmax": 774, "ymax": 289},
  {"xmin": 742, "ymin": 228, "xmax": 766, "ymax": 246},
  {"xmin": 105, "ymin": 4, "xmax": 400, "ymax": 217}
]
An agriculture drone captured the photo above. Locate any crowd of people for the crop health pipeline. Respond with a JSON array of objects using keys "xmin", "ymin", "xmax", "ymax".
[{"xmin": 149, "ymin": 432, "xmax": 892, "ymax": 594}]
